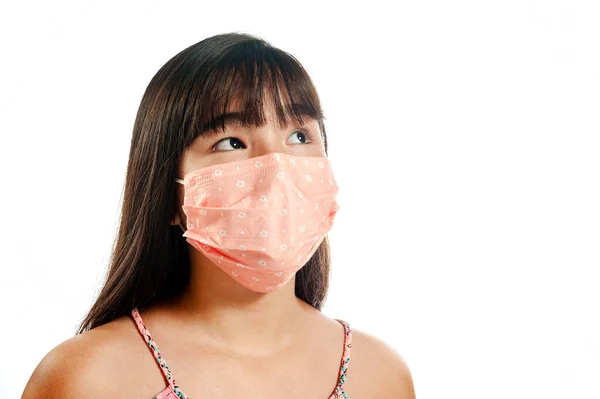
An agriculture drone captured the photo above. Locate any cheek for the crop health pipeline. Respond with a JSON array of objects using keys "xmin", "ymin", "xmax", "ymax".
[
  {"xmin": 305, "ymin": 145, "xmax": 327, "ymax": 158},
  {"xmin": 288, "ymin": 143, "xmax": 325, "ymax": 158},
  {"xmin": 308, "ymin": 134, "xmax": 327, "ymax": 157},
  {"xmin": 180, "ymin": 144, "xmax": 214, "ymax": 176}
]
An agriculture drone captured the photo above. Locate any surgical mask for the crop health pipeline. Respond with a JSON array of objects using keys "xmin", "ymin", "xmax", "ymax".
[{"xmin": 176, "ymin": 152, "xmax": 339, "ymax": 293}]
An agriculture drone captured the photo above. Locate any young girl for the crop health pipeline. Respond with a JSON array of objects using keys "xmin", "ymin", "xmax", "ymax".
[{"xmin": 23, "ymin": 32, "xmax": 415, "ymax": 399}]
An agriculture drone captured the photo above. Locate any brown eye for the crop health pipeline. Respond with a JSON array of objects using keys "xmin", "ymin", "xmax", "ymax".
[
  {"xmin": 213, "ymin": 137, "xmax": 246, "ymax": 151},
  {"xmin": 287, "ymin": 128, "xmax": 313, "ymax": 144}
]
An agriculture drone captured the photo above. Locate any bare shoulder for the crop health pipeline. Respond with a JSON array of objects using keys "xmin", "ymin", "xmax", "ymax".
[
  {"xmin": 21, "ymin": 315, "xmax": 150, "ymax": 399},
  {"xmin": 347, "ymin": 326, "xmax": 416, "ymax": 398}
]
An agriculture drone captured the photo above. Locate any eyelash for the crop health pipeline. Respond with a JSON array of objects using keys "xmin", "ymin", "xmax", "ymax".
[{"xmin": 210, "ymin": 128, "xmax": 315, "ymax": 151}]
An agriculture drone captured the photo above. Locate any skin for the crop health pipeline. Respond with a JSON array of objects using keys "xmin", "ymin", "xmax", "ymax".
[{"xmin": 22, "ymin": 94, "xmax": 416, "ymax": 398}]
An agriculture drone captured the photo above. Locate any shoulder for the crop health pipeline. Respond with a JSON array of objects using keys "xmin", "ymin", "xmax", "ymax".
[
  {"xmin": 346, "ymin": 326, "xmax": 416, "ymax": 398},
  {"xmin": 21, "ymin": 314, "xmax": 146, "ymax": 398}
]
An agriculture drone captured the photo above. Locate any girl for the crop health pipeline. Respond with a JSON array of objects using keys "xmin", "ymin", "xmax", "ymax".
[{"xmin": 23, "ymin": 32, "xmax": 415, "ymax": 399}]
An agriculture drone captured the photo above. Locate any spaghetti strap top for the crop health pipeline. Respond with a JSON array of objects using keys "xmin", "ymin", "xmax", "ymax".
[{"xmin": 131, "ymin": 307, "xmax": 352, "ymax": 399}]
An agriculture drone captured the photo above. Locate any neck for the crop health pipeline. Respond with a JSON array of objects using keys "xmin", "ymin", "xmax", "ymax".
[{"xmin": 164, "ymin": 246, "xmax": 311, "ymax": 355}]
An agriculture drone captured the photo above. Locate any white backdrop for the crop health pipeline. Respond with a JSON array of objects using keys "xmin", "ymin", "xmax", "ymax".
[{"xmin": 1, "ymin": 1, "xmax": 599, "ymax": 398}]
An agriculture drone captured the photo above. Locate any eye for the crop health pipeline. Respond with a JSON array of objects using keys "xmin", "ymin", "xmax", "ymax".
[
  {"xmin": 212, "ymin": 137, "xmax": 246, "ymax": 151},
  {"xmin": 287, "ymin": 128, "xmax": 314, "ymax": 145}
]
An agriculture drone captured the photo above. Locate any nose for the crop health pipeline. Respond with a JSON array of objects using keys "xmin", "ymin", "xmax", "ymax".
[{"xmin": 250, "ymin": 123, "xmax": 287, "ymax": 158}]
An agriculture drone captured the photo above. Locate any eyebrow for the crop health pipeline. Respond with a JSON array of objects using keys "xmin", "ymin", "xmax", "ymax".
[{"xmin": 197, "ymin": 103, "xmax": 322, "ymax": 137}]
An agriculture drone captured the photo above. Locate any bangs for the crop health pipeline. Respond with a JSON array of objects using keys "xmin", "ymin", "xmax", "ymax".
[{"xmin": 180, "ymin": 43, "xmax": 325, "ymax": 147}]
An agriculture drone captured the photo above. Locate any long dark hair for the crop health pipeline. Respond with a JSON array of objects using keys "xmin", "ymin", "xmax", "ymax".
[{"xmin": 77, "ymin": 32, "xmax": 332, "ymax": 333}]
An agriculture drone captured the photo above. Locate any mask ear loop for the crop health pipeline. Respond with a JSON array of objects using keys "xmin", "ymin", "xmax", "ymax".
[{"xmin": 175, "ymin": 178, "xmax": 186, "ymax": 233}]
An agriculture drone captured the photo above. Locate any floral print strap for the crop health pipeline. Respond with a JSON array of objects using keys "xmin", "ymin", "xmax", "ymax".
[
  {"xmin": 131, "ymin": 308, "xmax": 188, "ymax": 399},
  {"xmin": 331, "ymin": 319, "xmax": 352, "ymax": 399},
  {"xmin": 132, "ymin": 308, "xmax": 352, "ymax": 399}
]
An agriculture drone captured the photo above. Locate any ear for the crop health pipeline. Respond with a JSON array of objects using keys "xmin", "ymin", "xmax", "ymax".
[
  {"xmin": 170, "ymin": 179, "xmax": 185, "ymax": 226},
  {"xmin": 170, "ymin": 212, "xmax": 188, "ymax": 234},
  {"xmin": 170, "ymin": 213, "xmax": 182, "ymax": 226}
]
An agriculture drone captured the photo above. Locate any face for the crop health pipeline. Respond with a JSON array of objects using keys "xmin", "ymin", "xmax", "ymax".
[{"xmin": 170, "ymin": 96, "xmax": 327, "ymax": 227}]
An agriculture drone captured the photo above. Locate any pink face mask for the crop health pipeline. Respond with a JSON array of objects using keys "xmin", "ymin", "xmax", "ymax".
[{"xmin": 176, "ymin": 152, "xmax": 340, "ymax": 293}]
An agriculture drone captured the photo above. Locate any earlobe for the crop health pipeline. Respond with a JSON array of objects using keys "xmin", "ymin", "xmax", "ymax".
[
  {"xmin": 170, "ymin": 215, "xmax": 187, "ymax": 234},
  {"xmin": 170, "ymin": 213, "xmax": 181, "ymax": 226}
]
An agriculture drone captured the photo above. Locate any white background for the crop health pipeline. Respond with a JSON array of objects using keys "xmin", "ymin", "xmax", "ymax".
[{"xmin": 1, "ymin": 1, "xmax": 599, "ymax": 398}]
